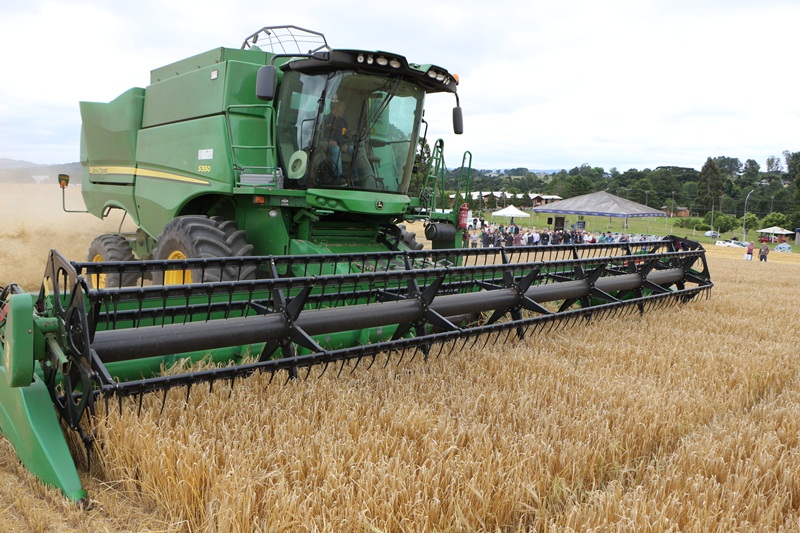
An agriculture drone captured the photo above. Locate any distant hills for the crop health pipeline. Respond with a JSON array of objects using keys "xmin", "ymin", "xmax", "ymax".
[
  {"xmin": 0, "ymin": 159, "xmax": 559, "ymax": 185},
  {"xmin": 0, "ymin": 159, "xmax": 82, "ymax": 184}
]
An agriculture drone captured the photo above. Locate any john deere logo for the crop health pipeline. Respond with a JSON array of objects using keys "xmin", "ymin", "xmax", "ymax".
[{"xmin": 376, "ymin": 200, "xmax": 384, "ymax": 210}]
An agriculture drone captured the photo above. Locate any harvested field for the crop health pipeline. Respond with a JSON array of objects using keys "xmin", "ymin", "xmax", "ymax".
[{"xmin": 1, "ymin": 183, "xmax": 799, "ymax": 531}]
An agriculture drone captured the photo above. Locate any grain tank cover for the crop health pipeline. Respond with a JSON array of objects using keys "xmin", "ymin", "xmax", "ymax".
[
  {"xmin": 149, "ymin": 47, "xmax": 269, "ymax": 83},
  {"xmin": 142, "ymin": 48, "xmax": 270, "ymax": 128}
]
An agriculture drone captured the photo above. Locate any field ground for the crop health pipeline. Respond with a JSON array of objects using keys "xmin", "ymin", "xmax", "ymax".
[{"xmin": 1, "ymin": 184, "xmax": 799, "ymax": 531}]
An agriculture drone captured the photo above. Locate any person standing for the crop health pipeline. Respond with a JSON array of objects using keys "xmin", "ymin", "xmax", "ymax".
[
  {"xmin": 759, "ymin": 243, "xmax": 770, "ymax": 262},
  {"xmin": 746, "ymin": 241, "xmax": 754, "ymax": 260}
]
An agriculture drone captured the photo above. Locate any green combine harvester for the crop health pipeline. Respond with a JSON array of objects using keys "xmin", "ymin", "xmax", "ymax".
[{"xmin": 0, "ymin": 26, "xmax": 712, "ymax": 505}]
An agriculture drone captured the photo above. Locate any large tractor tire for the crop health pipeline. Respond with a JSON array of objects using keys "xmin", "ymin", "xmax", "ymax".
[
  {"xmin": 86, "ymin": 234, "xmax": 138, "ymax": 288},
  {"xmin": 211, "ymin": 216, "xmax": 257, "ymax": 279},
  {"xmin": 154, "ymin": 216, "xmax": 255, "ymax": 284}
]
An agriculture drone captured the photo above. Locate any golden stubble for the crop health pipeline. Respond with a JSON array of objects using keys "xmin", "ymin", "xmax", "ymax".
[{"xmin": 1, "ymin": 184, "xmax": 799, "ymax": 531}]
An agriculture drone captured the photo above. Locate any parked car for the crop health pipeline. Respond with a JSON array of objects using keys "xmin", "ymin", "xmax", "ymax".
[
  {"xmin": 758, "ymin": 236, "xmax": 779, "ymax": 243},
  {"xmin": 774, "ymin": 243, "xmax": 792, "ymax": 253},
  {"xmin": 704, "ymin": 230, "xmax": 720, "ymax": 238},
  {"xmin": 715, "ymin": 240, "xmax": 748, "ymax": 248}
]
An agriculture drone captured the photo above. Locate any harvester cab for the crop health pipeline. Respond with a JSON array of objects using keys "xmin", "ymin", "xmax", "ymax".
[
  {"xmin": 0, "ymin": 26, "xmax": 713, "ymax": 506},
  {"xmin": 73, "ymin": 25, "xmax": 467, "ymax": 276}
]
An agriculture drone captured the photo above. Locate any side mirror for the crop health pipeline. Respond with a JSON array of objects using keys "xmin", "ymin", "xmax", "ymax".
[
  {"xmin": 58, "ymin": 174, "xmax": 70, "ymax": 188},
  {"xmin": 452, "ymin": 106, "xmax": 464, "ymax": 135},
  {"xmin": 256, "ymin": 65, "xmax": 278, "ymax": 101}
]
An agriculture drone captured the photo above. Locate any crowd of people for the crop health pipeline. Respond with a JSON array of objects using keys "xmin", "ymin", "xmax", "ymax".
[{"xmin": 462, "ymin": 219, "xmax": 661, "ymax": 249}]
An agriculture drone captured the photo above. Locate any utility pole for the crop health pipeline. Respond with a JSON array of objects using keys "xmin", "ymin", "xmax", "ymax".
[
  {"xmin": 742, "ymin": 189, "xmax": 754, "ymax": 242},
  {"xmin": 710, "ymin": 196, "xmax": 715, "ymax": 236}
]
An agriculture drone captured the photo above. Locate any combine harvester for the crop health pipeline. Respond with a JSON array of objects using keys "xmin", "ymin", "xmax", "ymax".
[{"xmin": 0, "ymin": 27, "xmax": 712, "ymax": 504}]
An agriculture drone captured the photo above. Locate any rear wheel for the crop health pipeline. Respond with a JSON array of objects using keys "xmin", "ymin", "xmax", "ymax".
[
  {"xmin": 154, "ymin": 216, "xmax": 255, "ymax": 284},
  {"xmin": 86, "ymin": 234, "xmax": 137, "ymax": 288}
]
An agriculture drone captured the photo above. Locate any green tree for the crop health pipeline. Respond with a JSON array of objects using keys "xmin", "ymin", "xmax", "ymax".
[
  {"xmin": 762, "ymin": 212, "xmax": 790, "ymax": 228},
  {"xmin": 783, "ymin": 150, "xmax": 800, "ymax": 179},
  {"xmin": 740, "ymin": 212, "xmax": 759, "ymax": 235},
  {"xmin": 713, "ymin": 213, "xmax": 738, "ymax": 233},
  {"xmin": 713, "ymin": 156, "xmax": 742, "ymax": 178},
  {"xmin": 696, "ymin": 158, "xmax": 725, "ymax": 214},
  {"xmin": 742, "ymin": 159, "xmax": 760, "ymax": 182},
  {"xmin": 766, "ymin": 155, "xmax": 783, "ymax": 173},
  {"xmin": 792, "ymin": 162, "xmax": 800, "ymax": 230},
  {"xmin": 564, "ymin": 175, "xmax": 594, "ymax": 198}
]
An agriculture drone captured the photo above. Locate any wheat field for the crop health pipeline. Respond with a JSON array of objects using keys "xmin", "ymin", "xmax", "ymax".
[{"xmin": 1, "ymin": 184, "xmax": 799, "ymax": 532}]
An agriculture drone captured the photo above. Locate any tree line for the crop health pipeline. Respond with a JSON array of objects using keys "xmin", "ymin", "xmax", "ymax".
[{"xmin": 441, "ymin": 152, "xmax": 800, "ymax": 231}]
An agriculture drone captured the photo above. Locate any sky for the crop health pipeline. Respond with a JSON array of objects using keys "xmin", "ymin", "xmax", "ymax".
[{"xmin": 1, "ymin": 0, "xmax": 798, "ymax": 172}]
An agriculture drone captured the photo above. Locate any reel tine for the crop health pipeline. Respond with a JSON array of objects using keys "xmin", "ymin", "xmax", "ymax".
[
  {"xmin": 228, "ymin": 376, "xmax": 236, "ymax": 399},
  {"xmin": 160, "ymin": 387, "xmax": 169, "ymax": 416},
  {"xmin": 406, "ymin": 345, "xmax": 419, "ymax": 364},
  {"xmin": 184, "ymin": 383, "xmax": 192, "ymax": 408},
  {"xmin": 396, "ymin": 346, "xmax": 407, "ymax": 366},
  {"xmin": 137, "ymin": 393, "xmax": 144, "ymax": 417},
  {"xmin": 337, "ymin": 358, "xmax": 347, "ymax": 378},
  {"xmin": 350, "ymin": 354, "xmax": 363, "ymax": 375}
]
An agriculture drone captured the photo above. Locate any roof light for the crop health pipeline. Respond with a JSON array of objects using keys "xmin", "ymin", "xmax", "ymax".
[
  {"xmin": 389, "ymin": 58, "xmax": 401, "ymax": 69},
  {"xmin": 357, "ymin": 54, "xmax": 365, "ymax": 63},
  {"xmin": 427, "ymin": 69, "xmax": 437, "ymax": 79},
  {"xmin": 366, "ymin": 55, "xmax": 374, "ymax": 65},
  {"xmin": 435, "ymin": 73, "xmax": 445, "ymax": 81},
  {"xmin": 376, "ymin": 56, "xmax": 388, "ymax": 66}
]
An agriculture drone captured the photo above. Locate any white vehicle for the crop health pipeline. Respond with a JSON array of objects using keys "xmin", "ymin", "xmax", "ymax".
[{"xmin": 715, "ymin": 240, "xmax": 748, "ymax": 248}]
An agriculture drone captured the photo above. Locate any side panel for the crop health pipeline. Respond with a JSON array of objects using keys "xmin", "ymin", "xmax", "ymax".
[
  {"xmin": 237, "ymin": 201, "xmax": 292, "ymax": 257},
  {"xmin": 134, "ymin": 116, "xmax": 233, "ymax": 238},
  {"xmin": 79, "ymin": 88, "xmax": 145, "ymax": 221},
  {"xmin": 0, "ymin": 367, "xmax": 86, "ymax": 503}
]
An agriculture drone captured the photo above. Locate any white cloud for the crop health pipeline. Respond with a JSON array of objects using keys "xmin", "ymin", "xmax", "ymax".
[{"xmin": 1, "ymin": 0, "xmax": 798, "ymax": 170}]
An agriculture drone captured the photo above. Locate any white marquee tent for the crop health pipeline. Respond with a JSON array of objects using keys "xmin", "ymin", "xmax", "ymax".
[{"xmin": 491, "ymin": 205, "xmax": 530, "ymax": 220}]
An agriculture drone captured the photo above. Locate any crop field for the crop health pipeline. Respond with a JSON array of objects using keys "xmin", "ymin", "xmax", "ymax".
[{"xmin": 1, "ymin": 184, "xmax": 799, "ymax": 532}]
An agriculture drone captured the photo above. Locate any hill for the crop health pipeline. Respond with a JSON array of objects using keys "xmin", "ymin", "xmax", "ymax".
[{"xmin": 0, "ymin": 159, "xmax": 82, "ymax": 184}]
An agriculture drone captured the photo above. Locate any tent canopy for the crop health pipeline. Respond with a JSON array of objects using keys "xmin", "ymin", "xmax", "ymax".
[
  {"xmin": 756, "ymin": 226, "xmax": 794, "ymax": 235},
  {"xmin": 491, "ymin": 205, "xmax": 530, "ymax": 219},
  {"xmin": 532, "ymin": 191, "xmax": 666, "ymax": 218}
]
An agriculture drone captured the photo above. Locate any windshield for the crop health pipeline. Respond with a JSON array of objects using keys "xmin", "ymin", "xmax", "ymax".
[{"xmin": 274, "ymin": 70, "xmax": 424, "ymax": 193}]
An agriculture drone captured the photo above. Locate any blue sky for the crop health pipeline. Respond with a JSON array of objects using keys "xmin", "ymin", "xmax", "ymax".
[{"xmin": 1, "ymin": 0, "xmax": 798, "ymax": 171}]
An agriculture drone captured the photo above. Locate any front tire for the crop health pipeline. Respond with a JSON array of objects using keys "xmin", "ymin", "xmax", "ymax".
[
  {"xmin": 86, "ymin": 234, "xmax": 137, "ymax": 288},
  {"xmin": 154, "ymin": 216, "xmax": 255, "ymax": 284}
]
